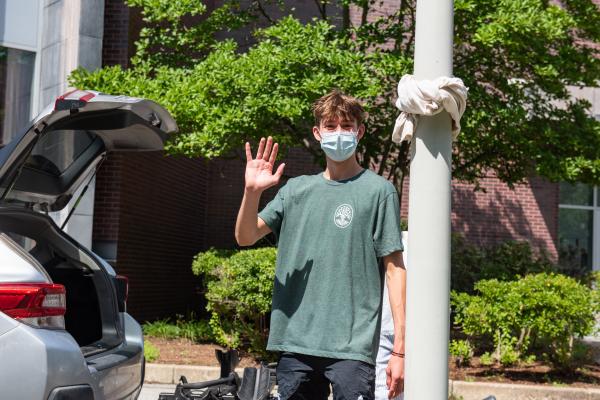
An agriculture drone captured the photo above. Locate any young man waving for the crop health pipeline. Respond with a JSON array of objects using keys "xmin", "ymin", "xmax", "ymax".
[{"xmin": 235, "ymin": 90, "xmax": 406, "ymax": 400}]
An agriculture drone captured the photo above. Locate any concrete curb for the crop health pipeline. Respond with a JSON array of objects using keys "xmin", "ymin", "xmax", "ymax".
[
  {"xmin": 145, "ymin": 364, "xmax": 242, "ymax": 384},
  {"xmin": 450, "ymin": 379, "xmax": 600, "ymax": 400},
  {"xmin": 145, "ymin": 364, "xmax": 600, "ymax": 399}
]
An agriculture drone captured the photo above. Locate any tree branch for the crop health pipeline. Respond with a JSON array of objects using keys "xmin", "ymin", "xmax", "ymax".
[
  {"xmin": 254, "ymin": 0, "xmax": 275, "ymax": 24},
  {"xmin": 313, "ymin": 0, "xmax": 327, "ymax": 20},
  {"xmin": 342, "ymin": 4, "xmax": 351, "ymax": 32},
  {"xmin": 280, "ymin": 118, "xmax": 322, "ymax": 160},
  {"xmin": 361, "ymin": 2, "xmax": 369, "ymax": 26},
  {"xmin": 397, "ymin": 142, "xmax": 410, "ymax": 205},
  {"xmin": 403, "ymin": 0, "xmax": 416, "ymax": 58},
  {"xmin": 377, "ymin": 136, "xmax": 395, "ymax": 176},
  {"xmin": 393, "ymin": 1, "xmax": 407, "ymax": 53}
]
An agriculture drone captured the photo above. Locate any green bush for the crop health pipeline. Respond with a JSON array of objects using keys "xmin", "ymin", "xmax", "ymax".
[
  {"xmin": 522, "ymin": 354, "xmax": 537, "ymax": 366},
  {"xmin": 451, "ymin": 234, "xmax": 555, "ymax": 293},
  {"xmin": 143, "ymin": 319, "xmax": 181, "ymax": 339},
  {"xmin": 479, "ymin": 352, "xmax": 494, "ymax": 366},
  {"xmin": 452, "ymin": 273, "xmax": 600, "ymax": 368},
  {"xmin": 144, "ymin": 340, "xmax": 160, "ymax": 362},
  {"xmin": 499, "ymin": 342, "xmax": 520, "ymax": 367},
  {"xmin": 143, "ymin": 315, "xmax": 214, "ymax": 342},
  {"xmin": 177, "ymin": 318, "xmax": 214, "ymax": 342},
  {"xmin": 581, "ymin": 270, "xmax": 600, "ymax": 289},
  {"xmin": 192, "ymin": 247, "xmax": 277, "ymax": 356},
  {"xmin": 449, "ymin": 339, "xmax": 474, "ymax": 367}
]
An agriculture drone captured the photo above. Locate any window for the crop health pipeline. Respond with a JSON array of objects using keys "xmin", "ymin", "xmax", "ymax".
[
  {"xmin": 6, "ymin": 232, "xmax": 37, "ymax": 253},
  {"xmin": 558, "ymin": 182, "xmax": 599, "ymax": 274},
  {"xmin": 26, "ymin": 129, "xmax": 97, "ymax": 176},
  {"xmin": 0, "ymin": 47, "xmax": 35, "ymax": 144}
]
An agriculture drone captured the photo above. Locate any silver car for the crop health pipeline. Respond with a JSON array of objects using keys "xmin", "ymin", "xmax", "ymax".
[{"xmin": 0, "ymin": 90, "xmax": 177, "ymax": 399}]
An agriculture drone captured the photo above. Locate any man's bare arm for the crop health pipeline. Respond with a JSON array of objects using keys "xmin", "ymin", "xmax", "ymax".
[
  {"xmin": 235, "ymin": 192, "xmax": 272, "ymax": 246},
  {"xmin": 235, "ymin": 137, "xmax": 285, "ymax": 246},
  {"xmin": 384, "ymin": 250, "xmax": 406, "ymax": 398}
]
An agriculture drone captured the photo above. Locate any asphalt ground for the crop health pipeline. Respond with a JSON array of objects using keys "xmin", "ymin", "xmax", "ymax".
[{"xmin": 139, "ymin": 384, "xmax": 176, "ymax": 400}]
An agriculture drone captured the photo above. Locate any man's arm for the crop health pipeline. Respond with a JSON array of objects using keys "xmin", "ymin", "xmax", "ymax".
[
  {"xmin": 235, "ymin": 191, "xmax": 272, "ymax": 246},
  {"xmin": 235, "ymin": 137, "xmax": 285, "ymax": 246},
  {"xmin": 384, "ymin": 250, "xmax": 406, "ymax": 399}
]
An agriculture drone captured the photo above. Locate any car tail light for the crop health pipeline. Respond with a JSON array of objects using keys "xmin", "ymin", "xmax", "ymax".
[
  {"xmin": 115, "ymin": 275, "xmax": 128, "ymax": 312},
  {"xmin": 0, "ymin": 283, "xmax": 66, "ymax": 329},
  {"xmin": 54, "ymin": 89, "xmax": 95, "ymax": 111}
]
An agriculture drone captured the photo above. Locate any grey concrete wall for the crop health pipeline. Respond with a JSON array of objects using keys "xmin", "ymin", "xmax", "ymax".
[
  {"xmin": 39, "ymin": 0, "xmax": 104, "ymax": 248},
  {"xmin": 39, "ymin": 0, "xmax": 104, "ymax": 110},
  {"xmin": 568, "ymin": 86, "xmax": 600, "ymax": 120}
]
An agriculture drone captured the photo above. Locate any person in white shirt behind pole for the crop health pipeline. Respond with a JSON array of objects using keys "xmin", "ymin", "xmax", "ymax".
[{"xmin": 376, "ymin": 231, "xmax": 408, "ymax": 400}]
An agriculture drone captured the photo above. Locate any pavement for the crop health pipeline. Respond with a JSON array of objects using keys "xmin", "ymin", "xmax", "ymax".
[{"xmin": 139, "ymin": 384, "xmax": 175, "ymax": 400}]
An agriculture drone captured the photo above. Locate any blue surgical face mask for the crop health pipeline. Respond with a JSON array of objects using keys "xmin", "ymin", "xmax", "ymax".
[{"xmin": 320, "ymin": 130, "xmax": 358, "ymax": 162}]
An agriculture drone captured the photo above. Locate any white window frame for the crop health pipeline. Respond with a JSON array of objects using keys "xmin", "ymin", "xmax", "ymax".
[
  {"xmin": 30, "ymin": 1, "xmax": 44, "ymax": 118},
  {"xmin": 558, "ymin": 186, "xmax": 600, "ymax": 272},
  {"xmin": 0, "ymin": 1, "xmax": 43, "ymax": 132}
]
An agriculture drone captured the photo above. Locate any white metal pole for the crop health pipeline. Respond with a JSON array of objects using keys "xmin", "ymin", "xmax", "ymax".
[{"xmin": 404, "ymin": 0, "xmax": 455, "ymax": 399}]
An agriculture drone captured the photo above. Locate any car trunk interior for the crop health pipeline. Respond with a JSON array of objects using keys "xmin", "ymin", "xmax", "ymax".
[
  {"xmin": 0, "ymin": 209, "xmax": 121, "ymax": 356},
  {"xmin": 31, "ymin": 246, "xmax": 104, "ymax": 348}
]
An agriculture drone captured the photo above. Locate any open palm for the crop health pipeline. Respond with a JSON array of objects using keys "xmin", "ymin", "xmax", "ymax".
[{"xmin": 245, "ymin": 137, "xmax": 285, "ymax": 193}]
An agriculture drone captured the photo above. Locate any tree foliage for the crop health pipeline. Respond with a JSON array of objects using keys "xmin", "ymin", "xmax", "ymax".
[{"xmin": 70, "ymin": 0, "xmax": 600, "ymax": 191}]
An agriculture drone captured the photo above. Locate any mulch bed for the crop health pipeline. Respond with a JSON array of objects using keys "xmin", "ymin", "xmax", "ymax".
[
  {"xmin": 146, "ymin": 337, "xmax": 600, "ymax": 388},
  {"xmin": 448, "ymin": 356, "xmax": 600, "ymax": 388},
  {"xmin": 146, "ymin": 337, "xmax": 260, "ymax": 368}
]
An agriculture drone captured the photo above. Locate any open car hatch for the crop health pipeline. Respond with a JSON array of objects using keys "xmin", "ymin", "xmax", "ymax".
[{"xmin": 0, "ymin": 90, "xmax": 178, "ymax": 211}]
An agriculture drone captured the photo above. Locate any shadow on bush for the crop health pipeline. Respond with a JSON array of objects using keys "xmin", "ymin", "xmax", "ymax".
[
  {"xmin": 451, "ymin": 234, "xmax": 556, "ymax": 294},
  {"xmin": 192, "ymin": 247, "xmax": 277, "ymax": 359}
]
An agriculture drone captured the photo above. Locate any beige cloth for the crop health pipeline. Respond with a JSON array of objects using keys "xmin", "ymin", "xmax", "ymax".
[{"xmin": 392, "ymin": 74, "xmax": 468, "ymax": 143}]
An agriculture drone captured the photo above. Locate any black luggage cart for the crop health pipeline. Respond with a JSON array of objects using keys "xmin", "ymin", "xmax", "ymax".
[{"xmin": 158, "ymin": 349, "xmax": 276, "ymax": 400}]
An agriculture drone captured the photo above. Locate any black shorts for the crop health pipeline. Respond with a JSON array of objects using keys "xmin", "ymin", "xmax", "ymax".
[{"xmin": 276, "ymin": 352, "xmax": 376, "ymax": 400}]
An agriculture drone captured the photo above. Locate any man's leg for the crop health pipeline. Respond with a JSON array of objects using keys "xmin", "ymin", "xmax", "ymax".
[
  {"xmin": 324, "ymin": 359, "xmax": 376, "ymax": 400},
  {"xmin": 276, "ymin": 353, "xmax": 330, "ymax": 400}
]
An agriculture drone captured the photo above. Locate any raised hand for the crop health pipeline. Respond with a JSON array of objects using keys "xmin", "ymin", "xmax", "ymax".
[{"xmin": 244, "ymin": 137, "xmax": 285, "ymax": 193}]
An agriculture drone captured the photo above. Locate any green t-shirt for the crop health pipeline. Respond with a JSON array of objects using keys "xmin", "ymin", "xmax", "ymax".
[{"xmin": 258, "ymin": 169, "xmax": 403, "ymax": 365}]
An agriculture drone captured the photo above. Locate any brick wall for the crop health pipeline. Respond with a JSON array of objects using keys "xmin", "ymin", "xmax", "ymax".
[
  {"xmin": 399, "ymin": 172, "xmax": 558, "ymax": 260},
  {"xmin": 349, "ymin": 0, "xmax": 401, "ymax": 50},
  {"xmin": 450, "ymin": 175, "xmax": 559, "ymax": 260},
  {"xmin": 97, "ymin": 1, "xmax": 212, "ymax": 321},
  {"xmin": 93, "ymin": 154, "xmax": 122, "ymax": 245},
  {"xmin": 95, "ymin": 152, "xmax": 209, "ymax": 322},
  {"xmin": 349, "ymin": 0, "xmax": 400, "ymax": 26},
  {"xmin": 102, "ymin": 0, "xmax": 132, "ymax": 68}
]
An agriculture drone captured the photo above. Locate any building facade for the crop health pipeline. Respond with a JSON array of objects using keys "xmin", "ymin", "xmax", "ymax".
[
  {"xmin": 1, "ymin": 0, "xmax": 598, "ymax": 322},
  {"xmin": 0, "ymin": 0, "xmax": 105, "ymax": 249}
]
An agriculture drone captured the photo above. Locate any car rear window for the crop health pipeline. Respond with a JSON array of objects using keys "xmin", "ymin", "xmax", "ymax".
[
  {"xmin": 25, "ymin": 129, "xmax": 96, "ymax": 176},
  {"xmin": 6, "ymin": 232, "xmax": 36, "ymax": 253}
]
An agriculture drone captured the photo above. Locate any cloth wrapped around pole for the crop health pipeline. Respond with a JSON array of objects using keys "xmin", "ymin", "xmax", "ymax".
[{"xmin": 392, "ymin": 74, "xmax": 468, "ymax": 144}]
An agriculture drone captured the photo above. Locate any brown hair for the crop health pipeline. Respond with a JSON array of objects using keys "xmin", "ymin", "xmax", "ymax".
[{"xmin": 312, "ymin": 89, "xmax": 366, "ymax": 126}]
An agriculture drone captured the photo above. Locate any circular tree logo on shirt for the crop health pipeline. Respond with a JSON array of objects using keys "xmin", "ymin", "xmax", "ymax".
[{"xmin": 334, "ymin": 204, "xmax": 354, "ymax": 228}]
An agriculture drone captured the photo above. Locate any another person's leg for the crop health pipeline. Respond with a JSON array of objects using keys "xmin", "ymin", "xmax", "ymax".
[
  {"xmin": 276, "ymin": 353, "xmax": 330, "ymax": 400},
  {"xmin": 325, "ymin": 359, "xmax": 375, "ymax": 400}
]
